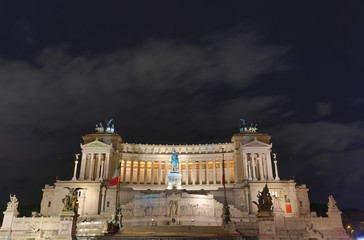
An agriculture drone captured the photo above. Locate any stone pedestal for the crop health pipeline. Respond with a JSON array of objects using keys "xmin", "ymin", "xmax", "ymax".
[
  {"xmin": 222, "ymin": 221, "xmax": 237, "ymax": 233},
  {"xmin": 167, "ymin": 171, "xmax": 182, "ymax": 189},
  {"xmin": 57, "ymin": 211, "xmax": 78, "ymax": 240},
  {"xmin": 257, "ymin": 212, "xmax": 278, "ymax": 240},
  {"xmin": 1, "ymin": 210, "xmax": 18, "ymax": 230}
]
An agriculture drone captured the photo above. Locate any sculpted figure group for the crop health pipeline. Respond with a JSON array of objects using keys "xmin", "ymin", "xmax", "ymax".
[
  {"xmin": 62, "ymin": 187, "xmax": 82, "ymax": 213},
  {"xmin": 239, "ymin": 119, "xmax": 258, "ymax": 133},
  {"xmin": 95, "ymin": 119, "xmax": 115, "ymax": 133},
  {"xmin": 253, "ymin": 184, "xmax": 273, "ymax": 213},
  {"xmin": 6, "ymin": 194, "xmax": 19, "ymax": 212}
]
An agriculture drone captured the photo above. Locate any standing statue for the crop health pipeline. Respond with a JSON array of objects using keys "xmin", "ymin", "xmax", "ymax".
[
  {"xmin": 253, "ymin": 184, "xmax": 273, "ymax": 214},
  {"xmin": 170, "ymin": 150, "xmax": 179, "ymax": 172},
  {"xmin": 169, "ymin": 201, "xmax": 178, "ymax": 216},
  {"xmin": 62, "ymin": 187, "xmax": 83, "ymax": 213}
]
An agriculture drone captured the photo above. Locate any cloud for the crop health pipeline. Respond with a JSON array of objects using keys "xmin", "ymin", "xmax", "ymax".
[
  {"xmin": 0, "ymin": 32, "xmax": 290, "ymax": 206},
  {"xmin": 269, "ymin": 121, "xmax": 364, "ymax": 208},
  {"xmin": 315, "ymin": 102, "xmax": 332, "ymax": 117},
  {"xmin": 0, "ymin": 33, "xmax": 289, "ymax": 136},
  {"xmin": 0, "ymin": 34, "xmax": 362, "ymax": 209}
]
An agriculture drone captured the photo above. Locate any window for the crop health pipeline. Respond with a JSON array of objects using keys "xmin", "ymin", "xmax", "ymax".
[
  {"xmin": 48, "ymin": 201, "xmax": 51, "ymax": 207},
  {"xmin": 107, "ymin": 201, "xmax": 110, "ymax": 208}
]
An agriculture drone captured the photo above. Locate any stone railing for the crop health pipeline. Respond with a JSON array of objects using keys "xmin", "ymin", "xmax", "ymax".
[{"xmin": 11, "ymin": 216, "xmax": 59, "ymax": 231}]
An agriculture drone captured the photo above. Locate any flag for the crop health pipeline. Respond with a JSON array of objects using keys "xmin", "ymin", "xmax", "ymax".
[{"xmin": 109, "ymin": 161, "xmax": 121, "ymax": 186}]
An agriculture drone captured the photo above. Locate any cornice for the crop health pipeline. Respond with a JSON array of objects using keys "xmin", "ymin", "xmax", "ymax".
[{"xmin": 120, "ymin": 142, "xmax": 234, "ymax": 154}]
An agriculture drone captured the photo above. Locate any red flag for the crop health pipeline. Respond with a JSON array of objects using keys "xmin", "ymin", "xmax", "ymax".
[{"xmin": 109, "ymin": 161, "xmax": 121, "ymax": 186}]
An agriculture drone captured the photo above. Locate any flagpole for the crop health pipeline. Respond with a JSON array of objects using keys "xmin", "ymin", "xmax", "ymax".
[
  {"xmin": 108, "ymin": 160, "xmax": 122, "ymax": 234},
  {"xmin": 221, "ymin": 147, "xmax": 231, "ymax": 227},
  {"xmin": 116, "ymin": 160, "xmax": 122, "ymax": 228}
]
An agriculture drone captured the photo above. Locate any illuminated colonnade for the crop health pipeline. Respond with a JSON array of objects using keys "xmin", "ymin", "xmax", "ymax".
[
  {"xmin": 76, "ymin": 139, "xmax": 276, "ymax": 184},
  {"xmin": 242, "ymin": 152, "xmax": 273, "ymax": 181},
  {"xmin": 79, "ymin": 151, "xmax": 111, "ymax": 181},
  {"xmin": 119, "ymin": 158, "xmax": 235, "ymax": 185}
]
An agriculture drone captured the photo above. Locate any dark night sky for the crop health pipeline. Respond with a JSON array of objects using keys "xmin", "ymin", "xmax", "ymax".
[{"xmin": 0, "ymin": 1, "xmax": 363, "ymax": 210}]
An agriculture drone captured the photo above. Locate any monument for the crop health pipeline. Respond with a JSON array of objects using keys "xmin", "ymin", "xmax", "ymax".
[
  {"xmin": 167, "ymin": 150, "xmax": 182, "ymax": 190},
  {"xmin": 0, "ymin": 120, "xmax": 350, "ymax": 239}
]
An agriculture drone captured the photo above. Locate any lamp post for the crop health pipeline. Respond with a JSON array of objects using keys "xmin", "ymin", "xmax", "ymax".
[{"xmin": 221, "ymin": 147, "xmax": 231, "ymax": 227}]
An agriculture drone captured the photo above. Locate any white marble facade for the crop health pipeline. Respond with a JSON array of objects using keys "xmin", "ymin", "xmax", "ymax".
[{"xmin": 0, "ymin": 129, "xmax": 349, "ymax": 239}]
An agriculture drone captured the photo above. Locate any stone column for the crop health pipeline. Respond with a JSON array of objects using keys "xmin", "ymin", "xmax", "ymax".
[
  {"xmin": 267, "ymin": 151, "xmax": 274, "ymax": 180},
  {"xmin": 248, "ymin": 160, "xmax": 252, "ymax": 180},
  {"xmin": 96, "ymin": 153, "xmax": 101, "ymax": 180},
  {"xmin": 262, "ymin": 154, "xmax": 267, "ymax": 180},
  {"xmin": 144, "ymin": 161, "xmax": 148, "ymax": 185},
  {"xmin": 226, "ymin": 159, "xmax": 231, "ymax": 184},
  {"xmin": 105, "ymin": 152, "xmax": 110, "ymax": 180},
  {"xmin": 243, "ymin": 153, "xmax": 248, "ymax": 180},
  {"xmin": 234, "ymin": 151, "xmax": 239, "ymax": 184},
  {"xmin": 99, "ymin": 159, "xmax": 104, "ymax": 181},
  {"xmin": 79, "ymin": 152, "xmax": 87, "ymax": 180},
  {"xmin": 158, "ymin": 161, "xmax": 161, "ymax": 185},
  {"xmin": 192, "ymin": 161, "xmax": 196, "ymax": 185},
  {"xmin": 130, "ymin": 160, "xmax": 134, "ymax": 184},
  {"xmin": 199, "ymin": 160, "xmax": 203, "ymax": 185},
  {"xmin": 273, "ymin": 153, "xmax": 280, "ymax": 180},
  {"xmin": 88, "ymin": 153, "xmax": 94, "ymax": 181},
  {"xmin": 251, "ymin": 154, "xmax": 257, "ymax": 181},
  {"xmin": 258, "ymin": 154, "xmax": 264, "ymax": 181},
  {"xmin": 185, "ymin": 161, "xmax": 189, "ymax": 185},
  {"xmin": 123, "ymin": 159, "xmax": 127, "ymax": 183},
  {"xmin": 151, "ymin": 161, "xmax": 155, "ymax": 185},
  {"xmin": 206, "ymin": 161, "xmax": 210, "ymax": 185},
  {"xmin": 165, "ymin": 161, "xmax": 168, "ymax": 185},
  {"xmin": 244, "ymin": 187, "xmax": 250, "ymax": 213},
  {"xmin": 72, "ymin": 160, "xmax": 79, "ymax": 181},
  {"xmin": 213, "ymin": 159, "xmax": 216, "ymax": 184},
  {"xmin": 101, "ymin": 187, "xmax": 106, "ymax": 213},
  {"xmin": 137, "ymin": 160, "xmax": 141, "ymax": 184}
]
